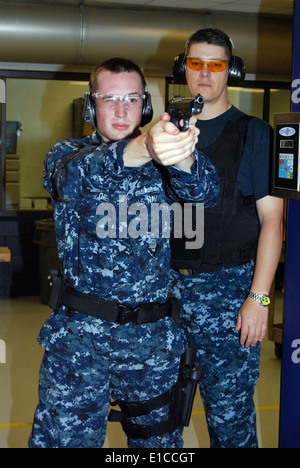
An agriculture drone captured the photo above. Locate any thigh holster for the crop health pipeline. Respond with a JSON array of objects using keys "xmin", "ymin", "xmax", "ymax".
[{"xmin": 108, "ymin": 348, "xmax": 204, "ymax": 440}]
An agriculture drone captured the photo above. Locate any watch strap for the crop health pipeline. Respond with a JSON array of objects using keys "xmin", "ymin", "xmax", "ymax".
[{"xmin": 248, "ymin": 291, "xmax": 271, "ymax": 307}]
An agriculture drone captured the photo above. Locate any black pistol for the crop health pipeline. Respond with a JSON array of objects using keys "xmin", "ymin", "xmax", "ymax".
[{"xmin": 168, "ymin": 94, "xmax": 204, "ymax": 132}]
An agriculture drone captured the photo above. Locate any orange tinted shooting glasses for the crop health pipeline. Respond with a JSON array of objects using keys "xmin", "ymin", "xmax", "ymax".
[{"xmin": 186, "ymin": 57, "xmax": 228, "ymax": 72}]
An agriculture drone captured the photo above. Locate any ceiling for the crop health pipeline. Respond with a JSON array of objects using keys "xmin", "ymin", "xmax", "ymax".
[
  {"xmin": 87, "ymin": 0, "xmax": 294, "ymax": 15},
  {"xmin": 4, "ymin": 0, "xmax": 295, "ymax": 16},
  {"xmin": 0, "ymin": 0, "xmax": 294, "ymax": 78}
]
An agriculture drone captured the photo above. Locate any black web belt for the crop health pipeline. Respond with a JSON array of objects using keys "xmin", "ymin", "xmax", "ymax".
[
  {"xmin": 173, "ymin": 249, "xmax": 257, "ymax": 275},
  {"xmin": 58, "ymin": 285, "xmax": 179, "ymax": 326}
]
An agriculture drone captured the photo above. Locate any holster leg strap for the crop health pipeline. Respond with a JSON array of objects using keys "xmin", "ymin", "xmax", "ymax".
[
  {"xmin": 110, "ymin": 389, "xmax": 170, "ymax": 418},
  {"xmin": 108, "ymin": 409, "xmax": 175, "ymax": 440}
]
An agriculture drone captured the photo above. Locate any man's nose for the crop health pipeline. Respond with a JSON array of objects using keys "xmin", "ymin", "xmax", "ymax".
[
  {"xmin": 200, "ymin": 64, "xmax": 211, "ymax": 77},
  {"xmin": 114, "ymin": 101, "xmax": 127, "ymax": 117}
]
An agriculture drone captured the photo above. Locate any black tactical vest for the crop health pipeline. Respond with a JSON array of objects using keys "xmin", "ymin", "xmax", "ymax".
[{"xmin": 170, "ymin": 115, "xmax": 261, "ymax": 273}]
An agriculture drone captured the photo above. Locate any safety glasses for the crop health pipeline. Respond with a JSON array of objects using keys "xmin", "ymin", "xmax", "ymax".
[
  {"xmin": 186, "ymin": 57, "xmax": 228, "ymax": 73},
  {"xmin": 91, "ymin": 93, "xmax": 145, "ymax": 110}
]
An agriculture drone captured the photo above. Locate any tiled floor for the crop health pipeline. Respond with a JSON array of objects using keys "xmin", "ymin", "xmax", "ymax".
[{"xmin": 0, "ymin": 294, "xmax": 283, "ymax": 448}]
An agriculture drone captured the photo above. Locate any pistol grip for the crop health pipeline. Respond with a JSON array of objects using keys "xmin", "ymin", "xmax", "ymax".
[
  {"xmin": 170, "ymin": 115, "xmax": 190, "ymax": 132},
  {"xmin": 181, "ymin": 117, "xmax": 190, "ymax": 132}
]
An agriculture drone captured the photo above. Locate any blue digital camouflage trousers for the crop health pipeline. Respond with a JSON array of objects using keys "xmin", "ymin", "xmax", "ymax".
[
  {"xmin": 170, "ymin": 262, "xmax": 260, "ymax": 448},
  {"xmin": 29, "ymin": 311, "xmax": 185, "ymax": 448}
]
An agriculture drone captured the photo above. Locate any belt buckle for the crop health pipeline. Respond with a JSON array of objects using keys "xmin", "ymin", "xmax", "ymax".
[
  {"xmin": 179, "ymin": 268, "xmax": 194, "ymax": 276},
  {"xmin": 117, "ymin": 304, "xmax": 139, "ymax": 325}
]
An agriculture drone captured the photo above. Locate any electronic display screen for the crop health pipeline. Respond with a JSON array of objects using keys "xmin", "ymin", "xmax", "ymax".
[
  {"xmin": 273, "ymin": 122, "xmax": 299, "ymax": 193},
  {"xmin": 280, "ymin": 140, "xmax": 294, "ymax": 148},
  {"xmin": 271, "ymin": 115, "xmax": 300, "ymax": 200}
]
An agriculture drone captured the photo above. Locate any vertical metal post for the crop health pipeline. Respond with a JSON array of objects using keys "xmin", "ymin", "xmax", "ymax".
[
  {"xmin": 0, "ymin": 78, "xmax": 6, "ymax": 212},
  {"xmin": 279, "ymin": 0, "xmax": 300, "ymax": 448}
]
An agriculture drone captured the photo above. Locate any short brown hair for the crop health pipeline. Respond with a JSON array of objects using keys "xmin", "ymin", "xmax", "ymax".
[
  {"xmin": 187, "ymin": 28, "xmax": 233, "ymax": 60},
  {"xmin": 90, "ymin": 57, "xmax": 146, "ymax": 93}
]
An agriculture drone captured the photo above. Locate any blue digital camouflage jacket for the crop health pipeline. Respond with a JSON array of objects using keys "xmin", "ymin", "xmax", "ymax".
[{"xmin": 43, "ymin": 130, "xmax": 219, "ymax": 306}]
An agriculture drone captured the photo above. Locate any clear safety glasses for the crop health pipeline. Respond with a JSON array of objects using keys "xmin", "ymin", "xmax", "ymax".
[
  {"xmin": 186, "ymin": 57, "xmax": 229, "ymax": 73},
  {"xmin": 91, "ymin": 93, "xmax": 145, "ymax": 110}
]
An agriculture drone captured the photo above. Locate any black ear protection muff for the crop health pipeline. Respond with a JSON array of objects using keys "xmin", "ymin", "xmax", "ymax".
[
  {"xmin": 82, "ymin": 84, "xmax": 153, "ymax": 129},
  {"xmin": 140, "ymin": 91, "xmax": 154, "ymax": 127},
  {"xmin": 172, "ymin": 34, "xmax": 245, "ymax": 86},
  {"xmin": 172, "ymin": 53, "xmax": 187, "ymax": 84},
  {"xmin": 227, "ymin": 55, "xmax": 245, "ymax": 85},
  {"xmin": 82, "ymin": 90, "xmax": 96, "ymax": 128}
]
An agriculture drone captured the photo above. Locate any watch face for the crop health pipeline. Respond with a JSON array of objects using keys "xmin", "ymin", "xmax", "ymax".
[{"xmin": 262, "ymin": 296, "xmax": 271, "ymax": 306}]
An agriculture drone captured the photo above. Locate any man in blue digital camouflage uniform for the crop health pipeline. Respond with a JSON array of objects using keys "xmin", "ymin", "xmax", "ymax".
[
  {"xmin": 29, "ymin": 58, "xmax": 219, "ymax": 448},
  {"xmin": 170, "ymin": 29, "xmax": 284, "ymax": 448}
]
